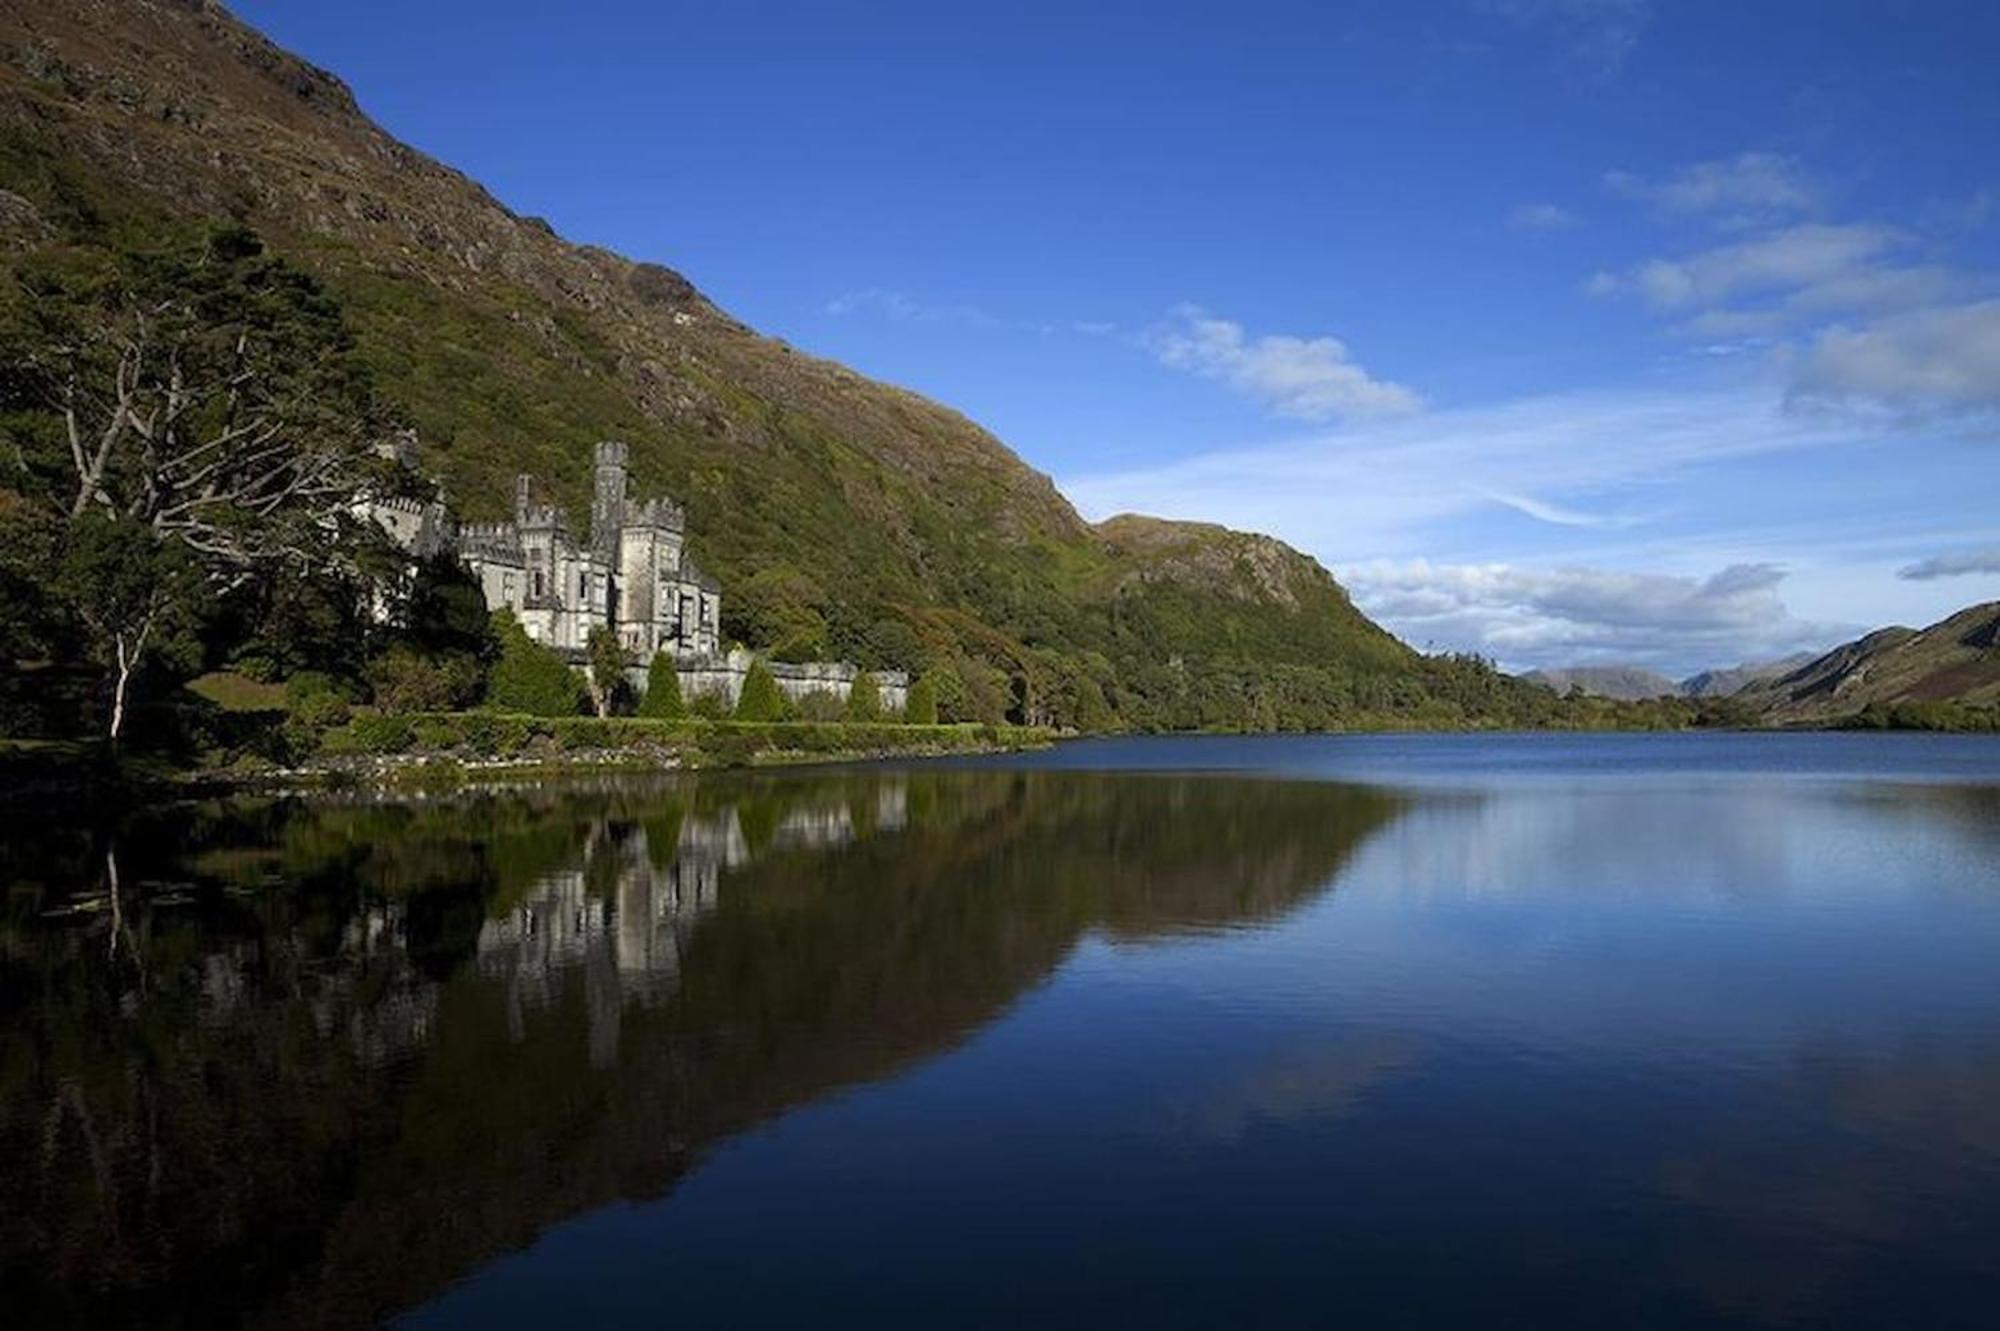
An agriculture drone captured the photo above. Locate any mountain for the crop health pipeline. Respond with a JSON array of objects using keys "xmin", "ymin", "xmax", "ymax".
[
  {"xmin": 1520, "ymin": 665, "xmax": 1678, "ymax": 701},
  {"xmin": 1678, "ymin": 654, "xmax": 1816, "ymax": 698},
  {"xmin": 1726, "ymin": 602, "xmax": 2000, "ymax": 725},
  {"xmin": 0, "ymin": 0, "xmax": 1556, "ymax": 732},
  {"xmin": 1523, "ymin": 653, "xmax": 1825, "ymax": 703}
]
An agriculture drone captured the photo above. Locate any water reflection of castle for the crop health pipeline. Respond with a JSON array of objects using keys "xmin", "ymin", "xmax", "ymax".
[{"xmin": 475, "ymin": 783, "xmax": 909, "ymax": 1066}]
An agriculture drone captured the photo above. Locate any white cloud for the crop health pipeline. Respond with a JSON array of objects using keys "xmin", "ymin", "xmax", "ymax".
[
  {"xmin": 1603, "ymin": 152, "xmax": 1818, "ymax": 227},
  {"xmin": 1482, "ymin": 0, "xmax": 1651, "ymax": 80},
  {"xmin": 1597, "ymin": 223, "xmax": 1906, "ymax": 312},
  {"xmin": 1509, "ymin": 202, "xmax": 1580, "ymax": 232},
  {"xmin": 1144, "ymin": 304, "xmax": 1421, "ymax": 423},
  {"xmin": 1897, "ymin": 547, "xmax": 2000, "ymax": 581},
  {"xmin": 1792, "ymin": 300, "xmax": 2000, "ymax": 417},
  {"xmin": 1338, "ymin": 557, "xmax": 1841, "ymax": 671}
]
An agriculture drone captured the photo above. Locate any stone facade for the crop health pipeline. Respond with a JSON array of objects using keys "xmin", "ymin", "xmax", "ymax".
[
  {"xmin": 364, "ymin": 440, "xmax": 905, "ymax": 711},
  {"xmin": 663, "ymin": 648, "xmax": 909, "ymax": 715}
]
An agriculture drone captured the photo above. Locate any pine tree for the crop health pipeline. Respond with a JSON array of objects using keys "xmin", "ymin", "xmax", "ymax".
[
  {"xmin": 734, "ymin": 656, "xmax": 788, "ymax": 722},
  {"xmin": 639, "ymin": 650, "xmax": 685, "ymax": 719},
  {"xmin": 903, "ymin": 672, "xmax": 939, "ymax": 725},
  {"xmin": 486, "ymin": 610, "xmax": 584, "ymax": 716},
  {"xmin": 845, "ymin": 670, "xmax": 882, "ymax": 722}
]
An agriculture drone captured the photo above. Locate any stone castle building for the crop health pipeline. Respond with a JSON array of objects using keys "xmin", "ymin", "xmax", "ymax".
[
  {"xmin": 364, "ymin": 439, "xmax": 905, "ymax": 711},
  {"xmin": 446, "ymin": 441, "xmax": 723, "ymax": 659}
]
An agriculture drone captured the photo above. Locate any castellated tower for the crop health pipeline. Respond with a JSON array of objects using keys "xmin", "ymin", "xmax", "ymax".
[{"xmin": 591, "ymin": 440, "xmax": 629, "ymax": 565}]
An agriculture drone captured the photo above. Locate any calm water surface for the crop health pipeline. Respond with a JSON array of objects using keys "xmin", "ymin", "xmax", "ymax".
[{"xmin": 5, "ymin": 733, "xmax": 2000, "ymax": 1328}]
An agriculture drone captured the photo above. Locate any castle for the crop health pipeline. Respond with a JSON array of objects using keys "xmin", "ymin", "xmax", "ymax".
[{"xmin": 364, "ymin": 440, "xmax": 906, "ymax": 711}]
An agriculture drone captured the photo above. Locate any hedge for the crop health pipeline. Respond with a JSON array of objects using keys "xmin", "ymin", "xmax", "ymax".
[{"xmin": 316, "ymin": 712, "xmax": 1049, "ymax": 761}]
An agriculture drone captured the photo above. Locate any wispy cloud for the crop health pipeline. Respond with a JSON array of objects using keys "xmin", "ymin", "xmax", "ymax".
[
  {"xmin": 1488, "ymin": 492, "xmax": 1643, "ymax": 528},
  {"xmin": 1063, "ymin": 382, "xmax": 1851, "ymax": 560},
  {"xmin": 1591, "ymin": 155, "xmax": 2000, "ymax": 420},
  {"xmin": 825, "ymin": 287, "xmax": 1083, "ymax": 336},
  {"xmin": 1603, "ymin": 152, "xmax": 1818, "ymax": 229},
  {"xmin": 1144, "ymin": 304, "xmax": 1421, "ymax": 423},
  {"xmin": 1896, "ymin": 546, "xmax": 2000, "ymax": 581},
  {"xmin": 1480, "ymin": 0, "xmax": 1651, "ymax": 81},
  {"xmin": 1338, "ymin": 557, "xmax": 1843, "ymax": 671},
  {"xmin": 1508, "ymin": 202, "xmax": 1580, "ymax": 232}
]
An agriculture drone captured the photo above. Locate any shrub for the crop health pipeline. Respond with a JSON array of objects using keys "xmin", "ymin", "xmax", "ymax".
[
  {"xmin": 903, "ymin": 673, "xmax": 939, "ymax": 726},
  {"xmin": 638, "ymin": 651, "xmax": 685, "ymax": 719},
  {"xmin": 845, "ymin": 670, "xmax": 883, "ymax": 722},
  {"xmin": 734, "ymin": 657, "xmax": 788, "ymax": 722},
  {"xmin": 485, "ymin": 610, "xmax": 584, "ymax": 716},
  {"xmin": 585, "ymin": 625, "xmax": 631, "ymax": 718},
  {"xmin": 687, "ymin": 687, "xmax": 732, "ymax": 720},
  {"xmin": 794, "ymin": 689, "xmax": 845, "ymax": 722},
  {"xmin": 366, "ymin": 648, "xmax": 482, "ymax": 713}
]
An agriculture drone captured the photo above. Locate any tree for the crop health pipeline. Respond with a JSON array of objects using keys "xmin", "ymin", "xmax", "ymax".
[
  {"xmin": 10, "ymin": 226, "xmax": 380, "ymax": 577},
  {"xmin": 845, "ymin": 670, "xmax": 882, "ymax": 723},
  {"xmin": 734, "ymin": 656, "xmax": 788, "ymax": 722},
  {"xmin": 584, "ymin": 625, "xmax": 629, "ymax": 718},
  {"xmin": 902, "ymin": 673, "xmax": 939, "ymax": 726},
  {"xmin": 54, "ymin": 514, "xmax": 203, "ymax": 740},
  {"xmin": 638, "ymin": 651, "xmax": 685, "ymax": 719},
  {"xmin": 1074, "ymin": 675, "xmax": 1115, "ymax": 733},
  {"xmin": 5, "ymin": 225, "xmax": 387, "ymax": 737},
  {"xmin": 485, "ymin": 611, "xmax": 583, "ymax": 717}
]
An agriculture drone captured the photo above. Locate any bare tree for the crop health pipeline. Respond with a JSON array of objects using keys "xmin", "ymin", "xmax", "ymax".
[
  {"xmin": 24, "ymin": 227, "xmax": 377, "ymax": 587},
  {"xmin": 10, "ymin": 226, "xmax": 385, "ymax": 738}
]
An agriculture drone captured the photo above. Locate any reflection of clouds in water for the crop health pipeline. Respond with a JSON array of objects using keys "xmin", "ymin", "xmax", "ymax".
[
  {"xmin": 1170, "ymin": 1034, "xmax": 1417, "ymax": 1142},
  {"xmin": 1655, "ymin": 1041, "xmax": 2000, "ymax": 1324},
  {"xmin": 1347, "ymin": 781, "xmax": 1999, "ymax": 906}
]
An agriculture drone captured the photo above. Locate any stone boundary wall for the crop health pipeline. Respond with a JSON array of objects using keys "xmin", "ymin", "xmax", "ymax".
[{"xmin": 622, "ymin": 648, "xmax": 910, "ymax": 714}]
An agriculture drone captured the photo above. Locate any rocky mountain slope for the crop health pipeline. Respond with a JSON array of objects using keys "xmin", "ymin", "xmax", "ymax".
[
  {"xmin": 1679, "ymin": 654, "xmax": 1816, "ymax": 699},
  {"xmin": 1731, "ymin": 602, "xmax": 2000, "ymax": 724},
  {"xmin": 0, "ymin": 0, "xmax": 1539, "ymax": 730}
]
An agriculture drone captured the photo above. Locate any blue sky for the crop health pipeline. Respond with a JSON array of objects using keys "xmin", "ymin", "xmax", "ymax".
[{"xmin": 238, "ymin": 0, "xmax": 2000, "ymax": 674}]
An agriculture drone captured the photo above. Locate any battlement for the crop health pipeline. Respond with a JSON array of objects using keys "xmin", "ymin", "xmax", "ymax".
[
  {"xmin": 624, "ymin": 496, "xmax": 685, "ymax": 531},
  {"xmin": 517, "ymin": 504, "xmax": 569, "ymax": 533},
  {"xmin": 594, "ymin": 439, "xmax": 630, "ymax": 471},
  {"xmin": 458, "ymin": 522, "xmax": 524, "ymax": 561},
  {"xmin": 367, "ymin": 495, "xmax": 435, "ymax": 519}
]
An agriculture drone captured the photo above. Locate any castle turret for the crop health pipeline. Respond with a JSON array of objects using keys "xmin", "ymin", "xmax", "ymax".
[{"xmin": 591, "ymin": 440, "xmax": 629, "ymax": 565}]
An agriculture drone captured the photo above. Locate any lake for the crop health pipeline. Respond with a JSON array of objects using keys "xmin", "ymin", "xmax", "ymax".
[{"xmin": 5, "ymin": 733, "xmax": 2000, "ymax": 1328}]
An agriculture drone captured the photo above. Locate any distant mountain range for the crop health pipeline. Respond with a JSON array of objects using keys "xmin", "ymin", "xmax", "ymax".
[
  {"xmin": 1524, "ymin": 602, "xmax": 2000, "ymax": 721},
  {"xmin": 1521, "ymin": 654, "xmax": 1812, "ymax": 703}
]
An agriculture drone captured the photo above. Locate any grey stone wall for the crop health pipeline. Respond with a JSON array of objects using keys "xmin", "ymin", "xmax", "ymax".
[{"xmin": 625, "ymin": 648, "xmax": 910, "ymax": 715}]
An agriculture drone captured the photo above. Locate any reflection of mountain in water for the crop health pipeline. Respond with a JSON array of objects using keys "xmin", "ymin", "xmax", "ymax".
[{"xmin": 0, "ymin": 771, "xmax": 1396, "ymax": 1330}]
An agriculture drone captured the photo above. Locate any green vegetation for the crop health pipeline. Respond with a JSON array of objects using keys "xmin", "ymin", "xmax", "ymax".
[
  {"xmin": 904, "ymin": 673, "xmax": 940, "ymax": 726},
  {"xmin": 845, "ymin": 670, "xmax": 882, "ymax": 723},
  {"xmin": 638, "ymin": 651, "xmax": 685, "ymax": 719},
  {"xmin": 1839, "ymin": 701, "xmax": 2000, "ymax": 733},
  {"xmin": 314, "ymin": 712, "xmax": 1048, "ymax": 768},
  {"xmin": 485, "ymin": 611, "xmax": 585, "ymax": 717},
  {"xmin": 585, "ymin": 625, "xmax": 631, "ymax": 718},
  {"xmin": 734, "ymin": 657, "xmax": 788, "ymax": 723}
]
